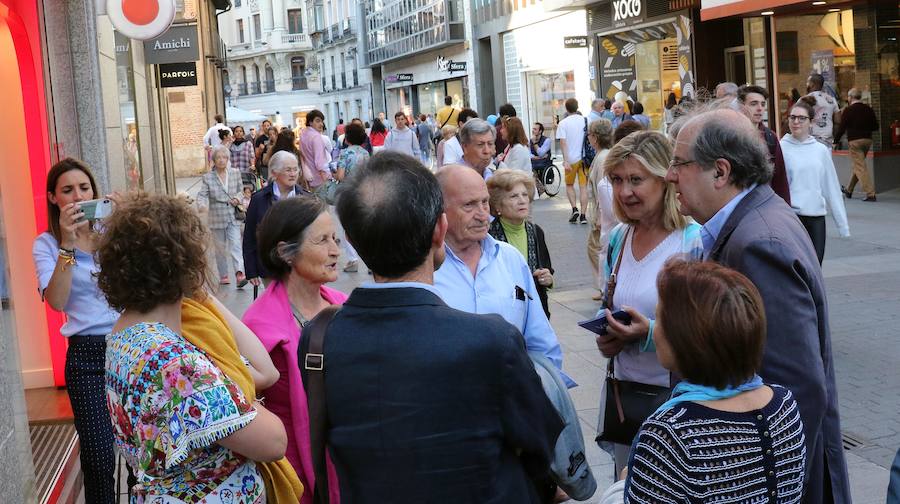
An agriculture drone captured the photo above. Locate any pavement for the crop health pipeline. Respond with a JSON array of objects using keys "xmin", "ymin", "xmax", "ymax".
[{"xmin": 182, "ymin": 174, "xmax": 897, "ymax": 503}]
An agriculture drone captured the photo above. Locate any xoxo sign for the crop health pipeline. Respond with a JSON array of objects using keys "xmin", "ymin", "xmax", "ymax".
[{"xmin": 612, "ymin": 0, "xmax": 643, "ymax": 25}]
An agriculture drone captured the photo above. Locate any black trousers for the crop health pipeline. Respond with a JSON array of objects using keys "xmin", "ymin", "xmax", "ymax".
[
  {"xmin": 66, "ymin": 336, "xmax": 116, "ymax": 504},
  {"xmin": 799, "ymin": 215, "xmax": 826, "ymax": 265}
]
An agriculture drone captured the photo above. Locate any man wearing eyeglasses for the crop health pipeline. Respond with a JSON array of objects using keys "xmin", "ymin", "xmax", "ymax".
[
  {"xmin": 667, "ymin": 108, "xmax": 851, "ymax": 504},
  {"xmin": 737, "ymin": 85, "xmax": 791, "ymax": 206}
]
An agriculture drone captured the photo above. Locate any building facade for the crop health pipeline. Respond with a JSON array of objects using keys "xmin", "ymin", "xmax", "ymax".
[
  {"xmin": 698, "ymin": 0, "xmax": 900, "ymax": 192},
  {"xmin": 361, "ymin": 0, "xmax": 473, "ymax": 120},
  {"xmin": 219, "ymin": 0, "xmax": 321, "ymax": 130},
  {"xmin": 309, "ymin": 0, "xmax": 375, "ymax": 130}
]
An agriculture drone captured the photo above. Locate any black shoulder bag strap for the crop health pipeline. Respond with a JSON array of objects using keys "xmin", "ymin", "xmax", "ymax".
[{"xmin": 304, "ymin": 305, "xmax": 341, "ymax": 504}]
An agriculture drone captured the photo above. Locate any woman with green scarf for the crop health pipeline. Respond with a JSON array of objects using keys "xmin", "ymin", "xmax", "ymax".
[{"xmin": 487, "ymin": 168, "xmax": 554, "ymax": 318}]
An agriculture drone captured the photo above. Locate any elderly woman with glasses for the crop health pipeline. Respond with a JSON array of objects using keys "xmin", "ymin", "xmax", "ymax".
[
  {"xmin": 486, "ymin": 168, "xmax": 554, "ymax": 318},
  {"xmin": 594, "ymin": 131, "xmax": 702, "ymax": 475},
  {"xmin": 242, "ymin": 150, "xmax": 312, "ymax": 287},
  {"xmin": 242, "ymin": 197, "xmax": 346, "ymax": 503}
]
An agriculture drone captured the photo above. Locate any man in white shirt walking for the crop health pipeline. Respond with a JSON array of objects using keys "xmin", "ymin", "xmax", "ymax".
[
  {"xmin": 556, "ymin": 98, "xmax": 588, "ymax": 224},
  {"xmin": 203, "ymin": 114, "xmax": 231, "ymax": 169}
]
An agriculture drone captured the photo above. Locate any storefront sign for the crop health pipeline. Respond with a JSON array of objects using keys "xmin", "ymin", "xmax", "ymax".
[
  {"xmin": 143, "ymin": 24, "xmax": 200, "ymax": 65},
  {"xmin": 437, "ymin": 56, "xmax": 467, "ymax": 73},
  {"xmin": 598, "ymin": 37, "xmax": 637, "ymax": 100},
  {"xmin": 564, "ymin": 36, "xmax": 589, "ymax": 48},
  {"xmin": 397, "ymin": 73, "xmax": 414, "ymax": 82},
  {"xmin": 611, "ymin": 0, "xmax": 644, "ymax": 29},
  {"xmin": 107, "ymin": 0, "xmax": 176, "ymax": 40},
  {"xmin": 158, "ymin": 62, "xmax": 198, "ymax": 87}
]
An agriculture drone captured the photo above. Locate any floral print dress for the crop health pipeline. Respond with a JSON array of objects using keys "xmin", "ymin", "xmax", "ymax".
[{"xmin": 105, "ymin": 322, "xmax": 264, "ymax": 503}]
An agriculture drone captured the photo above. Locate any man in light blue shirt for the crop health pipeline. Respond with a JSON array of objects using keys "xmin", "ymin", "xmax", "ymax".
[{"xmin": 433, "ymin": 165, "xmax": 573, "ymax": 387}]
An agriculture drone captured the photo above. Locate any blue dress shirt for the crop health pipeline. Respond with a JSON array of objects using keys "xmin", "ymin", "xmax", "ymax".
[
  {"xmin": 434, "ymin": 235, "xmax": 575, "ymax": 387},
  {"xmin": 700, "ymin": 184, "xmax": 756, "ymax": 257},
  {"xmin": 32, "ymin": 232, "xmax": 119, "ymax": 337}
]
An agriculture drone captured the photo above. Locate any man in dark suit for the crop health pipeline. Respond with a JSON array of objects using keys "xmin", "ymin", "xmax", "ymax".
[
  {"xmin": 666, "ymin": 108, "xmax": 850, "ymax": 503},
  {"xmin": 301, "ymin": 151, "xmax": 563, "ymax": 503}
]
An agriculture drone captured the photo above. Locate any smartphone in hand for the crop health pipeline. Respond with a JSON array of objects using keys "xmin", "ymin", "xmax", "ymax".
[
  {"xmin": 78, "ymin": 198, "xmax": 113, "ymax": 221},
  {"xmin": 578, "ymin": 310, "xmax": 633, "ymax": 336}
]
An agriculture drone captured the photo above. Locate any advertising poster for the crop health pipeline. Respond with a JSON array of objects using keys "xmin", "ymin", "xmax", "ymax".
[
  {"xmin": 599, "ymin": 37, "xmax": 637, "ymax": 101},
  {"xmin": 811, "ymin": 49, "xmax": 836, "ymax": 89}
]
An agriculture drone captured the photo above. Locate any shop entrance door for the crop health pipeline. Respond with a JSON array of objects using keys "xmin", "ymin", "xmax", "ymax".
[
  {"xmin": 524, "ymin": 70, "xmax": 575, "ymax": 156},
  {"xmin": 633, "ymin": 38, "xmax": 679, "ymax": 130},
  {"xmin": 725, "ymin": 46, "xmax": 749, "ymax": 86}
]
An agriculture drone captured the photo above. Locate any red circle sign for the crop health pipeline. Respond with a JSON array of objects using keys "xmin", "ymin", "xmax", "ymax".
[
  {"xmin": 108, "ymin": 0, "xmax": 175, "ymax": 40},
  {"xmin": 122, "ymin": 0, "xmax": 160, "ymax": 26}
]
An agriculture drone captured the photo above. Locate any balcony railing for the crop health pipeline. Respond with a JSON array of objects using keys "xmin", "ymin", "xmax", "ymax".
[
  {"xmin": 238, "ymin": 83, "xmax": 248, "ymax": 96},
  {"xmin": 250, "ymin": 82, "xmax": 261, "ymax": 94},
  {"xmin": 264, "ymin": 79, "xmax": 275, "ymax": 93},
  {"xmin": 282, "ymin": 33, "xmax": 308, "ymax": 44},
  {"xmin": 292, "ymin": 77, "xmax": 308, "ymax": 90}
]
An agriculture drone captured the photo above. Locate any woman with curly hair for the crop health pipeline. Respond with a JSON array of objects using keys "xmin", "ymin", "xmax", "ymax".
[
  {"xmin": 32, "ymin": 158, "xmax": 123, "ymax": 503},
  {"xmin": 98, "ymin": 193, "xmax": 297, "ymax": 502}
]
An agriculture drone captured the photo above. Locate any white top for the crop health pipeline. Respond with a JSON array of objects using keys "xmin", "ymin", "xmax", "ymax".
[
  {"xmin": 806, "ymin": 90, "xmax": 839, "ymax": 145},
  {"xmin": 780, "ymin": 134, "xmax": 850, "ymax": 237},
  {"xmin": 384, "ymin": 127, "xmax": 421, "ymax": 158},
  {"xmin": 503, "ymin": 143, "xmax": 532, "ymax": 174},
  {"xmin": 442, "ymin": 136, "xmax": 464, "ymax": 166},
  {"xmin": 203, "ymin": 123, "xmax": 232, "ymax": 147},
  {"xmin": 613, "ymin": 229, "xmax": 681, "ymax": 387},
  {"xmin": 556, "ymin": 114, "xmax": 586, "ymax": 163}
]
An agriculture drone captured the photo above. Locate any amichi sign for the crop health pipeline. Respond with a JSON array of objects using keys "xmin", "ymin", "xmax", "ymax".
[
  {"xmin": 158, "ymin": 62, "xmax": 198, "ymax": 87},
  {"xmin": 143, "ymin": 24, "xmax": 200, "ymax": 65}
]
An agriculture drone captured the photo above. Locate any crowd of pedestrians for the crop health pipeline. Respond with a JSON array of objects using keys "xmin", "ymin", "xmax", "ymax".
[{"xmin": 33, "ymin": 77, "xmax": 873, "ymax": 503}]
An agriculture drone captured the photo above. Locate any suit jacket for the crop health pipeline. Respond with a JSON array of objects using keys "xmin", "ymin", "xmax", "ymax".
[
  {"xmin": 242, "ymin": 184, "xmax": 311, "ymax": 279},
  {"xmin": 708, "ymin": 184, "xmax": 850, "ymax": 503},
  {"xmin": 300, "ymin": 286, "xmax": 564, "ymax": 503}
]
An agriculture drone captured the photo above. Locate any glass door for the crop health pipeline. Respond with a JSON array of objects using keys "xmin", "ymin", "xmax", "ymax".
[{"xmin": 525, "ymin": 70, "xmax": 575, "ymax": 156}]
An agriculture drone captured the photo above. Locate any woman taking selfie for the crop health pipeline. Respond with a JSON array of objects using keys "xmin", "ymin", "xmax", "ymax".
[{"xmin": 32, "ymin": 158, "xmax": 122, "ymax": 503}]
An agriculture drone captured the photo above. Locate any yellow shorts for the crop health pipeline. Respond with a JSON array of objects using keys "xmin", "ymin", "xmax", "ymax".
[{"xmin": 565, "ymin": 160, "xmax": 587, "ymax": 185}]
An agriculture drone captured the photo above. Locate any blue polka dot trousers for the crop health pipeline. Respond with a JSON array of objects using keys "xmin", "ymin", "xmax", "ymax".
[{"xmin": 65, "ymin": 336, "xmax": 116, "ymax": 504}]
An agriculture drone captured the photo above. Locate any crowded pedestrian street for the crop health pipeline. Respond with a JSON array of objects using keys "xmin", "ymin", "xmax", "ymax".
[{"xmin": 8, "ymin": 0, "xmax": 900, "ymax": 503}]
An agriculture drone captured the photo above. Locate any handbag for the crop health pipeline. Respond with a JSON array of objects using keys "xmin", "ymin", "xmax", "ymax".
[
  {"xmin": 596, "ymin": 227, "xmax": 670, "ymax": 446},
  {"xmin": 303, "ymin": 305, "xmax": 341, "ymax": 504},
  {"xmin": 234, "ymin": 203, "xmax": 246, "ymax": 221}
]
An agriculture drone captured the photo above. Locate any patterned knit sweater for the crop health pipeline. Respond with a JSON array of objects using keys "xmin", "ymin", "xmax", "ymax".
[{"xmin": 625, "ymin": 384, "xmax": 806, "ymax": 503}]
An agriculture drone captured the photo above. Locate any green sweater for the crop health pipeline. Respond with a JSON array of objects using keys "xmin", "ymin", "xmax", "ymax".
[{"xmin": 500, "ymin": 218, "xmax": 528, "ymax": 258}]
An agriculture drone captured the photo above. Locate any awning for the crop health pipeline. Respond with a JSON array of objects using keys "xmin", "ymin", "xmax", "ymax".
[
  {"xmin": 700, "ymin": 0, "xmax": 808, "ymax": 21},
  {"xmin": 225, "ymin": 106, "xmax": 266, "ymax": 123}
]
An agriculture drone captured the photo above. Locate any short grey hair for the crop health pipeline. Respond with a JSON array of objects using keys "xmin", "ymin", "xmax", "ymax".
[
  {"xmin": 591, "ymin": 99, "xmax": 604, "ymax": 109},
  {"xmin": 211, "ymin": 145, "xmax": 231, "ymax": 163},
  {"xmin": 687, "ymin": 110, "xmax": 771, "ymax": 188},
  {"xmin": 848, "ymin": 88, "xmax": 862, "ymax": 100},
  {"xmin": 459, "ymin": 118, "xmax": 495, "ymax": 146},
  {"xmin": 269, "ymin": 150, "xmax": 299, "ymax": 175},
  {"xmin": 715, "ymin": 82, "xmax": 739, "ymax": 98}
]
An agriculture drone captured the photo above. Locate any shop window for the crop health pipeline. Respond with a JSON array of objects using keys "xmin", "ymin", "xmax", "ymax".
[
  {"xmin": 110, "ymin": 31, "xmax": 143, "ymax": 190},
  {"xmin": 288, "ymin": 9, "xmax": 303, "ymax": 33},
  {"xmin": 776, "ymin": 31, "xmax": 799, "ymax": 74}
]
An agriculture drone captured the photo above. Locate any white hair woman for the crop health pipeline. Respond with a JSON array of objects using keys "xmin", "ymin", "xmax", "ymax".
[
  {"xmin": 242, "ymin": 150, "xmax": 311, "ymax": 286},
  {"xmin": 197, "ymin": 145, "xmax": 246, "ymax": 287}
]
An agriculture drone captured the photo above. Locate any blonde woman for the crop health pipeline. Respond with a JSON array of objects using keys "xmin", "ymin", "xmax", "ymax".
[{"xmin": 595, "ymin": 131, "xmax": 702, "ymax": 475}]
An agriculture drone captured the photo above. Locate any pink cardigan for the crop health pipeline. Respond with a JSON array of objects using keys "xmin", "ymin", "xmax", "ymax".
[{"xmin": 242, "ymin": 280, "xmax": 347, "ymax": 504}]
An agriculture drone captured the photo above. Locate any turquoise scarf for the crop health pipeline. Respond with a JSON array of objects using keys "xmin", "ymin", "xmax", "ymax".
[{"xmin": 655, "ymin": 375, "xmax": 764, "ymax": 414}]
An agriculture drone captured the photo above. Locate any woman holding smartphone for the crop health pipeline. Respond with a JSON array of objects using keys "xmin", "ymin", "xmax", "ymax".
[{"xmin": 31, "ymin": 158, "xmax": 122, "ymax": 503}]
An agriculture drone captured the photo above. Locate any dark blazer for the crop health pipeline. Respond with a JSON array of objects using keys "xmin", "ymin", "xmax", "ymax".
[
  {"xmin": 708, "ymin": 184, "xmax": 850, "ymax": 503},
  {"xmin": 300, "ymin": 286, "xmax": 564, "ymax": 503},
  {"xmin": 241, "ymin": 183, "xmax": 311, "ymax": 280}
]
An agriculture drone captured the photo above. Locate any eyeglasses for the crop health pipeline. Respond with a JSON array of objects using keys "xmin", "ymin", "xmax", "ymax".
[
  {"xmin": 788, "ymin": 115, "xmax": 810, "ymax": 122},
  {"xmin": 282, "ymin": 166, "xmax": 301, "ymax": 173},
  {"xmin": 668, "ymin": 158, "xmax": 696, "ymax": 172}
]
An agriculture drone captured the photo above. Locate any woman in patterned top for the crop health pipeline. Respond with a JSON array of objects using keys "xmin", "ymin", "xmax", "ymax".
[
  {"xmin": 97, "ymin": 193, "xmax": 288, "ymax": 503},
  {"xmin": 623, "ymin": 260, "xmax": 806, "ymax": 503},
  {"xmin": 334, "ymin": 123, "xmax": 370, "ymax": 272}
]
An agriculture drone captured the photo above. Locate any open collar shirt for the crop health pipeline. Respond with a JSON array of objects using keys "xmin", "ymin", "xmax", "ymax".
[
  {"xmin": 434, "ymin": 234, "xmax": 574, "ymax": 387},
  {"xmin": 700, "ymin": 184, "xmax": 756, "ymax": 258}
]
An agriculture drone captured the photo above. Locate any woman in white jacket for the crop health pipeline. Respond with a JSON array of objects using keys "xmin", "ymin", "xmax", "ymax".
[
  {"xmin": 780, "ymin": 97, "xmax": 850, "ymax": 264},
  {"xmin": 498, "ymin": 117, "xmax": 533, "ymax": 174}
]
